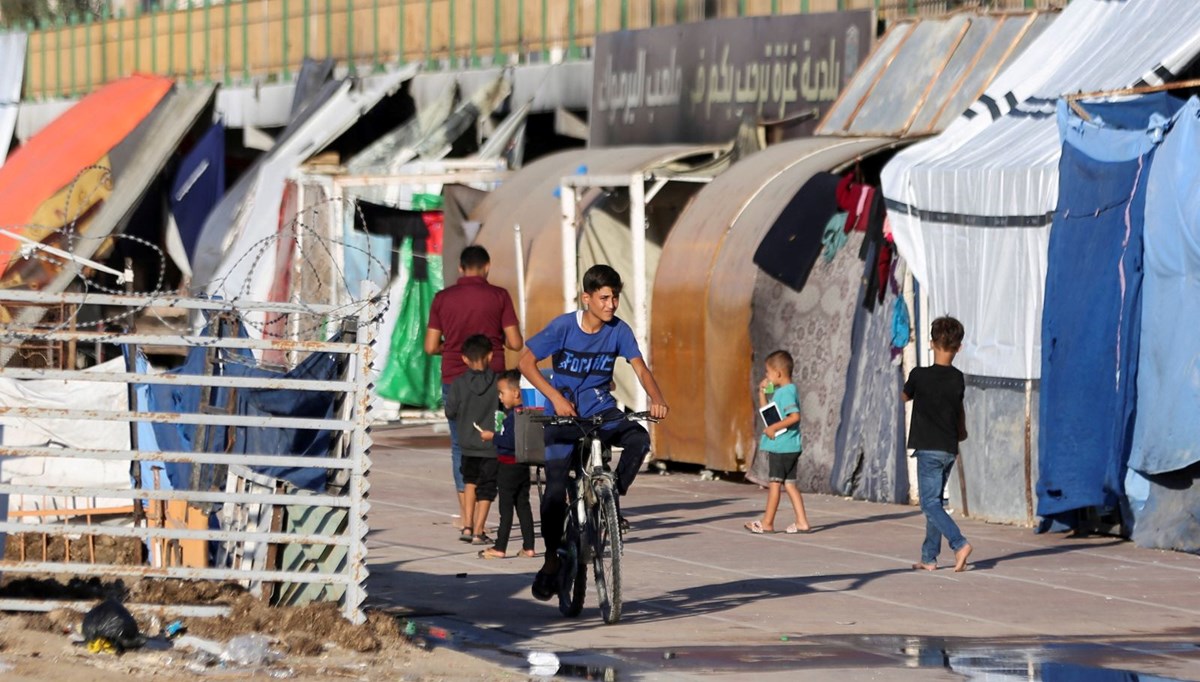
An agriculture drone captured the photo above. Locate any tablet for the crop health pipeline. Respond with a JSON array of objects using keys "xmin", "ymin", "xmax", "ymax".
[{"xmin": 758, "ymin": 402, "xmax": 783, "ymax": 428}]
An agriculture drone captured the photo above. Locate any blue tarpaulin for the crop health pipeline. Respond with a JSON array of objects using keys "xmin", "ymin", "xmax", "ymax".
[
  {"xmin": 1133, "ymin": 95, "xmax": 1200, "ymax": 477},
  {"xmin": 1036, "ymin": 95, "xmax": 1181, "ymax": 520},
  {"xmin": 143, "ymin": 328, "xmax": 343, "ymax": 493},
  {"xmin": 169, "ymin": 122, "xmax": 226, "ymax": 263}
]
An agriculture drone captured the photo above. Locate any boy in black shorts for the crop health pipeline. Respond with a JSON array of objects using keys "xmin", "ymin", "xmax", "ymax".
[{"xmin": 444, "ymin": 335, "xmax": 500, "ymax": 546}]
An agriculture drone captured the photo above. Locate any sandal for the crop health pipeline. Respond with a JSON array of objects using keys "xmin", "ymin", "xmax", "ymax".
[
  {"xmin": 478, "ymin": 548, "xmax": 506, "ymax": 559},
  {"xmin": 470, "ymin": 533, "xmax": 494, "ymax": 546},
  {"xmin": 518, "ymin": 549, "xmax": 537, "ymax": 558},
  {"xmin": 458, "ymin": 527, "xmax": 473, "ymax": 543},
  {"xmin": 743, "ymin": 520, "xmax": 771, "ymax": 534},
  {"xmin": 784, "ymin": 524, "xmax": 811, "ymax": 534}
]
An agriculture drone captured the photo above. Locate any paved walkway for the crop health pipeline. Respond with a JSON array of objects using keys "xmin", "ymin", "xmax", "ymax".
[{"xmin": 366, "ymin": 425, "xmax": 1200, "ymax": 681}]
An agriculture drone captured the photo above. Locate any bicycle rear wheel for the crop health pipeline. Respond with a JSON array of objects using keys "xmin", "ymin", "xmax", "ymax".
[
  {"xmin": 558, "ymin": 512, "xmax": 588, "ymax": 618},
  {"xmin": 591, "ymin": 484, "xmax": 623, "ymax": 624}
]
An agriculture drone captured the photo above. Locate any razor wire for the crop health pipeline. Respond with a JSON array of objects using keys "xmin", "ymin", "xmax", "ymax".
[{"xmin": 0, "ymin": 165, "xmax": 407, "ymax": 365}]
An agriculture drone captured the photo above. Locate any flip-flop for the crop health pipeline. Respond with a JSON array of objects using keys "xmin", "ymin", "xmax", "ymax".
[
  {"xmin": 743, "ymin": 520, "xmax": 770, "ymax": 534},
  {"xmin": 784, "ymin": 524, "xmax": 811, "ymax": 534},
  {"xmin": 478, "ymin": 548, "xmax": 506, "ymax": 559}
]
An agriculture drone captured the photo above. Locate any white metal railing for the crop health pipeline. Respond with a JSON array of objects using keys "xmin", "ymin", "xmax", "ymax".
[{"xmin": 0, "ymin": 290, "xmax": 379, "ymax": 623}]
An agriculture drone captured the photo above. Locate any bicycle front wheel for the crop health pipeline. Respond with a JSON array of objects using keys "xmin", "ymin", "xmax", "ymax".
[
  {"xmin": 559, "ymin": 512, "xmax": 588, "ymax": 618},
  {"xmin": 591, "ymin": 483, "xmax": 623, "ymax": 624}
]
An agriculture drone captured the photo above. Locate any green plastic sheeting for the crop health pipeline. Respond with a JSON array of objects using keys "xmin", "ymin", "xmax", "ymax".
[{"xmin": 377, "ymin": 237, "xmax": 443, "ymax": 408}]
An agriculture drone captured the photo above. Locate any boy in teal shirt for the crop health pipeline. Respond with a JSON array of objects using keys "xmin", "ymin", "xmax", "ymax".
[{"xmin": 744, "ymin": 350, "xmax": 812, "ymax": 534}]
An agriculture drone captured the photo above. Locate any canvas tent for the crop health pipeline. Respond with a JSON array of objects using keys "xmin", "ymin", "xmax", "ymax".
[{"xmin": 881, "ymin": 0, "xmax": 1200, "ymax": 525}]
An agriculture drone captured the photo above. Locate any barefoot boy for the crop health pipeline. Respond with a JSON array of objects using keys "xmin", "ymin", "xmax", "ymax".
[
  {"xmin": 903, "ymin": 315, "xmax": 973, "ymax": 572},
  {"xmin": 744, "ymin": 350, "xmax": 811, "ymax": 535}
]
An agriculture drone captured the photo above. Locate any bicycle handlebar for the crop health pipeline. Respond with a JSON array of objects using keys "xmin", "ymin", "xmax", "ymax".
[{"xmin": 529, "ymin": 410, "xmax": 659, "ymax": 426}]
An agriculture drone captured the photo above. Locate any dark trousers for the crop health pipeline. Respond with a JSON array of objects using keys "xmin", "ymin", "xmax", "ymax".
[
  {"xmin": 493, "ymin": 461, "xmax": 535, "ymax": 553},
  {"xmin": 540, "ymin": 408, "xmax": 650, "ymax": 554}
]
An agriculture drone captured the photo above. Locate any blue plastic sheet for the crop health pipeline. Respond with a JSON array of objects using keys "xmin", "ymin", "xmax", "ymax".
[
  {"xmin": 144, "ymin": 327, "xmax": 343, "ymax": 493},
  {"xmin": 1132, "ymin": 95, "xmax": 1200, "ymax": 476},
  {"xmin": 169, "ymin": 122, "xmax": 225, "ymax": 264},
  {"xmin": 1036, "ymin": 95, "xmax": 1181, "ymax": 519}
]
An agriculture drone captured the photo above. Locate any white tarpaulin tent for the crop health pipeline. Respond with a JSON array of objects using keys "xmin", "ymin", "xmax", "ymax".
[{"xmin": 882, "ymin": 0, "xmax": 1200, "ymax": 379}]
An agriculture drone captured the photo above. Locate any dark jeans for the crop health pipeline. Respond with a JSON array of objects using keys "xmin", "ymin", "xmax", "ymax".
[
  {"xmin": 441, "ymin": 383, "xmax": 464, "ymax": 492},
  {"xmin": 916, "ymin": 450, "xmax": 968, "ymax": 565},
  {"xmin": 540, "ymin": 408, "xmax": 650, "ymax": 555},
  {"xmin": 493, "ymin": 461, "xmax": 535, "ymax": 553}
]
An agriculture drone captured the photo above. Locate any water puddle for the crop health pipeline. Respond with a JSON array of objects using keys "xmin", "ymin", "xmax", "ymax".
[{"xmin": 399, "ymin": 617, "xmax": 1197, "ymax": 681}]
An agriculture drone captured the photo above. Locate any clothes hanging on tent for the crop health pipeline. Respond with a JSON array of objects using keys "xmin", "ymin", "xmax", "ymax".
[
  {"xmin": 353, "ymin": 200, "xmax": 433, "ymax": 279},
  {"xmin": 753, "ymin": 172, "xmax": 842, "ymax": 292},
  {"xmin": 821, "ymin": 212, "xmax": 849, "ymax": 262}
]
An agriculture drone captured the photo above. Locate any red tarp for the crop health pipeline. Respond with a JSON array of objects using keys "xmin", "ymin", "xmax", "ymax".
[{"xmin": 0, "ymin": 74, "xmax": 173, "ymax": 273}]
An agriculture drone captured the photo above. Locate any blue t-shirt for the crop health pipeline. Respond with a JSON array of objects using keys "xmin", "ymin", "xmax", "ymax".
[
  {"xmin": 526, "ymin": 311, "xmax": 642, "ymax": 417},
  {"xmin": 759, "ymin": 382, "xmax": 802, "ymax": 453}
]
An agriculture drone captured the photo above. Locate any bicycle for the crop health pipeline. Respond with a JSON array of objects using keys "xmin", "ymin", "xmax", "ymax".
[{"xmin": 530, "ymin": 410, "xmax": 657, "ymax": 624}]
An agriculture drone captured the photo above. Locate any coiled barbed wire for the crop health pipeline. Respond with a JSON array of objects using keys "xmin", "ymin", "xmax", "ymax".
[{"xmin": 0, "ymin": 166, "xmax": 433, "ymax": 359}]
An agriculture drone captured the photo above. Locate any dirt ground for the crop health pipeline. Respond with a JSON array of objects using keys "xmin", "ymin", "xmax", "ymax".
[{"xmin": 0, "ymin": 577, "xmax": 520, "ymax": 681}]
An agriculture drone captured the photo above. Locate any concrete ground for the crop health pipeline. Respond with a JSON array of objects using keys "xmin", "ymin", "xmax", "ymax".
[{"xmin": 366, "ymin": 424, "xmax": 1200, "ymax": 681}]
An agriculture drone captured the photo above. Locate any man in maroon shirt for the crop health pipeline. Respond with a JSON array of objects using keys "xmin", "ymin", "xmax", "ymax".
[{"xmin": 425, "ymin": 245, "xmax": 523, "ymax": 539}]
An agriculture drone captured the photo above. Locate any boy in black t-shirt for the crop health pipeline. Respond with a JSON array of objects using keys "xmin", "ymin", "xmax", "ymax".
[{"xmin": 903, "ymin": 316, "xmax": 973, "ymax": 572}]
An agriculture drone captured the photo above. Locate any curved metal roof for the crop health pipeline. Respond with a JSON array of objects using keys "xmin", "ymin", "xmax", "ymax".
[
  {"xmin": 470, "ymin": 145, "xmax": 723, "ymax": 335},
  {"xmin": 652, "ymin": 136, "xmax": 897, "ymax": 470}
]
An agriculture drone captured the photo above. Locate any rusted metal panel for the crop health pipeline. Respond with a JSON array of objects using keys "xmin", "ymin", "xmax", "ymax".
[{"xmin": 652, "ymin": 137, "xmax": 895, "ymax": 471}]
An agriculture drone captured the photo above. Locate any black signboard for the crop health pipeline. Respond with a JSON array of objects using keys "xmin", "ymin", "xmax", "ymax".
[{"xmin": 590, "ymin": 11, "xmax": 873, "ymax": 146}]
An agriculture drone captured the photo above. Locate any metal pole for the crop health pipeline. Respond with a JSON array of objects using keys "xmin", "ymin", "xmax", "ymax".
[
  {"xmin": 629, "ymin": 173, "xmax": 648, "ymax": 412},
  {"xmin": 303, "ymin": 0, "xmax": 310, "ymax": 59},
  {"xmin": 540, "ymin": 0, "xmax": 547, "ymax": 61},
  {"xmin": 492, "ymin": 0, "xmax": 499, "ymax": 65},
  {"xmin": 619, "ymin": 0, "xmax": 626, "ymax": 29},
  {"xmin": 448, "ymin": 0, "xmax": 455, "ymax": 68},
  {"xmin": 169, "ymin": 5, "xmax": 175, "ymax": 77},
  {"xmin": 347, "ymin": 0, "xmax": 356, "ymax": 75},
  {"xmin": 342, "ymin": 296, "xmax": 379, "ymax": 624},
  {"xmin": 424, "ymin": 0, "xmax": 432, "ymax": 67},
  {"xmin": 470, "ymin": 0, "xmax": 478, "ymax": 67},
  {"xmin": 282, "ymin": 0, "xmax": 290, "ymax": 79},
  {"xmin": 223, "ymin": 0, "xmax": 230, "ymax": 82},
  {"xmin": 567, "ymin": 0, "xmax": 576, "ymax": 58},
  {"xmin": 560, "ymin": 183, "xmax": 576, "ymax": 314},
  {"xmin": 243, "ymin": 0, "xmax": 251, "ymax": 81},
  {"xmin": 398, "ymin": 0, "xmax": 406, "ymax": 63},
  {"xmin": 372, "ymin": 0, "xmax": 380, "ymax": 69},
  {"xmin": 85, "ymin": 13, "xmax": 92, "ymax": 92},
  {"xmin": 68, "ymin": 14, "xmax": 76, "ymax": 95},
  {"xmin": 514, "ymin": 224, "xmax": 526, "ymax": 335},
  {"xmin": 151, "ymin": 5, "xmax": 158, "ymax": 74},
  {"xmin": 186, "ymin": 1, "xmax": 193, "ymax": 84}
]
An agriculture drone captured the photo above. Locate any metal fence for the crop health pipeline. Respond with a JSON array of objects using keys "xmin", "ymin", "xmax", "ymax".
[
  {"xmin": 0, "ymin": 289, "xmax": 379, "ymax": 623},
  {"xmin": 9, "ymin": 0, "xmax": 1067, "ymax": 100}
]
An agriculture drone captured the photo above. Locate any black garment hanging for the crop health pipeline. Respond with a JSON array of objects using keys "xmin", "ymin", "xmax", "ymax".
[{"xmin": 753, "ymin": 172, "xmax": 843, "ymax": 292}]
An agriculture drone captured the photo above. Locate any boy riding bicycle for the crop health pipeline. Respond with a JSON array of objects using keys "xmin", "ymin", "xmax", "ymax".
[{"xmin": 517, "ymin": 264, "xmax": 670, "ymax": 602}]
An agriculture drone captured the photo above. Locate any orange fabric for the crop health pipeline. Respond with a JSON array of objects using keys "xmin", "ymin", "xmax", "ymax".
[{"xmin": 0, "ymin": 75, "xmax": 173, "ymax": 273}]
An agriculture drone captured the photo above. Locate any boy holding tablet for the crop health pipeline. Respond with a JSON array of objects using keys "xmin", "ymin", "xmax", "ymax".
[{"xmin": 743, "ymin": 350, "xmax": 811, "ymax": 535}]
